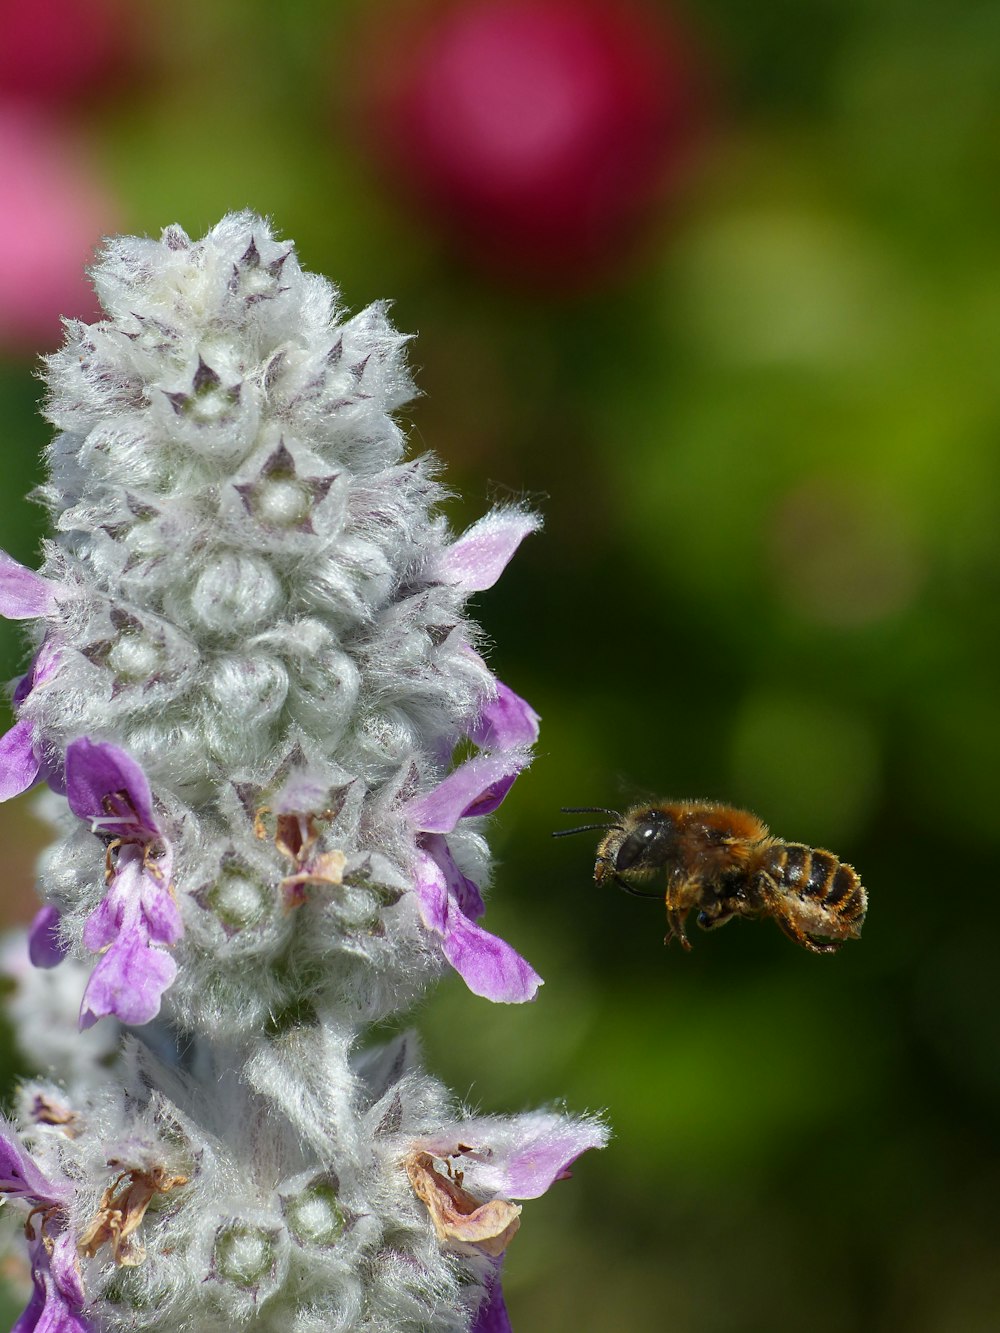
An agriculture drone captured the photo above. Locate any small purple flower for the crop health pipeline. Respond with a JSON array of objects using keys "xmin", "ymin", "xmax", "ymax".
[
  {"xmin": 406, "ymin": 752, "xmax": 541, "ymax": 1003},
  {"xmin": 409, "ymin": 1111, "xmax": 608, "ymax": 1327},
  {"xmin": 63, "ymin": 738, "xmax": 181, "ymax": 1028},
  {"xmin": 0, "ymin": 1120, "xmax": 89, "ymax": 1332},
  {"xmin": 79, "ymin": 892, "xmax": 179, "ymax": 1030},
  {"xmin": 406, "ymin": 752, "xmax": 529, "ymax": 832}
]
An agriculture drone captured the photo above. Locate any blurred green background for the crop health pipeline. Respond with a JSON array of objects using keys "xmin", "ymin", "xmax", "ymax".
[{"xmin": 2, "ymin": 0, "xmax": 999, "ymax": 1328}]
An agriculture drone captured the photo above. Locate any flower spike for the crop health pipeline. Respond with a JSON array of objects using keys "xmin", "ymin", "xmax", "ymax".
[{"xmin": 0, "ymin": 213, "xmax": 605, "ymax": 1331}]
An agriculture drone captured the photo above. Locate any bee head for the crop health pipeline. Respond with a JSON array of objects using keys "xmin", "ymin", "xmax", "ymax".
[{"xmin": 612, "ymin": 806, "xmax": 677, "ymax": 874}]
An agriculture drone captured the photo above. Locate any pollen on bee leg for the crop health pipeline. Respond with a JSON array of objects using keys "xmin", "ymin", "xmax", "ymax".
[{"xmin": 404, "ymin": 1149, "xmax": 521, "ymax": 1258}]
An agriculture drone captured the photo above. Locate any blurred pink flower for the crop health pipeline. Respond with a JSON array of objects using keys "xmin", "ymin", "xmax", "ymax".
[
  {"xmin": 0, "ymin": 109, "xmax": 116, "ymax": 354},
  {"xmin": 0, "ymin": 0, "xmax": 136, "ymax": 106},
  {"xmin": 359, "ymin": 0, "xmax": 709, "ymax": 285}
]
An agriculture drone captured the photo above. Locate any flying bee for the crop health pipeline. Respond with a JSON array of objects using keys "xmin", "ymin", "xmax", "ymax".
[{"xmin": 554, "ymin": 801, "xmax": 866, "ymax": 954}]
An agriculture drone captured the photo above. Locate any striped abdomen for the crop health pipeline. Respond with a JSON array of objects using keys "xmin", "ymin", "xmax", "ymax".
[{"xmin": 762, "ymin": 841, "xmax": 867, "ymax": 938}]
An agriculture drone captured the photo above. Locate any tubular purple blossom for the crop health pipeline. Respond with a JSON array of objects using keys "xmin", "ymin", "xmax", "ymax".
[
  {"xmin": 63, "ymin": 739, "xmax": 180, "ymax": 1027},
  {"xmin": 406, "ymin": 751, "xmax": 542, "ymax": 1001}
]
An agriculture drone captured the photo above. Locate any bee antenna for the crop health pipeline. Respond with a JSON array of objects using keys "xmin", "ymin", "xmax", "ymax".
[
  {"xmin": 559, "ymin": 806, "xmax": 623, "ymax": 818},
  {"xmin": 551, "ymin": 823, "xmax": 623, "ymax": 838}
]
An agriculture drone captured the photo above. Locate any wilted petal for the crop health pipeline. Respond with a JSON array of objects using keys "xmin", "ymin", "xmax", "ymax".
[
  {"xmin": 0, "ymin": 552, "xmax": 57, "ymax": 620},
  {"xmin": 406, "ymin": 752, "xmax": 529, "ymax": 834},
  {"xmin": 28, "ymin": 904, "xmax": 66, "ymax": 969},
  {"xmin": 65, "ymin": 738, "xmax": 159, "ymax": 841},
  {"xmin": 468, "ymin": 679, "xmax": 540, "ymax": 751},
  {"xmin": 0, "ymin": 718, "xmax": 41, "ymax": 802},
  {"xmin": 405, "ymin": 1151, "xmax": 521, "ymax": 1258},
  {"xmin": 0, "ymin": 1116, "xmax": 67, "ymax": 1205},
  {"xmin": 433, "ymin": 510, "xmax": 540, "ymax": 592},
  {"xmin": 79, "ymin": 901, "xmax": 177, "ymax": 1029}
]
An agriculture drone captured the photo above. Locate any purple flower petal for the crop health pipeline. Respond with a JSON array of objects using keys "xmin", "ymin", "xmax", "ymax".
[
  {"xmin": 423, "ymin": 832, "xmax": 485, "ymax": 920},
  {"xmin": 471, "ymin": 1268, "xmax": 512, "ymax": 1333},
  {"xmin": 28, "ymin": 904, "xmax": 66, "ymax": 969},
  {"xmin": 433, "ymin": 510, "xmax": 540, "ymax": 592},
  {"xmin": 406, "ymin": 752, "xmax": 529, "ymax": 834},
  {"xmin": 468, "ymin": 678, "xmax": 541, "ymax": 750},
  {"xmin": 0, "ymin": 1117, "xmax": 68, "ymax": 1205},
  {"xmin": 15, "ymin": 1233, "xmax": 91, "ymax": 1333},
  {"xmin": 0, "ymin": 718, "xmax": 41, "ymax": 802},
  {"xmin": 137, "ymin": 867, "xmax": 182, "ymax": 946},
  {"xmin": 412, "ymin": 848, "xmax": 450, "ymax": 934},
  {"xmin": 439, "ymin": 912, "xmax": 542, "ymax": 1003},
  {"xmin": 413, "ymin": 849, "xmax": 540, "ymax": 1002},
  {"xmin": 79, "ymin": 899, "xmax": 177, "ymax": 1029},
  {"xmin": 81, "ymin": 890, "xmax": 121, "ymax": 954},
  {"xmin": 10, "ymin": 1282, "xmax": 45, "ymax": 1333},
  {"xmin": 65, "ymin": 738, "xmax": 159, "ymax": 841},
  {"xmin": 47, "ymin": 1231, "xmax": 87, "ymax": 1312},
  {"xmin": 14, "ymin": 642, "xmax": 62, "ymax": 706},
  {"xmin": 467, "ymin": 1114, "xmax": 610, "ymax": 1200},
  {"xmin": 0, "ymin": 552, "xmax": 56, "ymax": 620}
]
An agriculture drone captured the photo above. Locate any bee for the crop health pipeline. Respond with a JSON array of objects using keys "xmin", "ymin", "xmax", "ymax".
[{"xmin": 554, "ymin": 801, "xmax": 866, "ymax": 954}]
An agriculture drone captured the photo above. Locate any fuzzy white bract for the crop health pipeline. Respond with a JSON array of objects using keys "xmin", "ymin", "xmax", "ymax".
[{"xmin": 0, "ymin": 214, "xmax": 607, "ymax": 1332}]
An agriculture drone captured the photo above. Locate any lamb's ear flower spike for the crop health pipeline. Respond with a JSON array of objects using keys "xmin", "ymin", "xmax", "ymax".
[{"xmin": 0, "ymin": 212, "xmax": 606, "ymax": 1331}]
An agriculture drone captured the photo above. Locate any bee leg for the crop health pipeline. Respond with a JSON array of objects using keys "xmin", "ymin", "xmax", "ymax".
[
  {"xmin": 770, "ymin": 899, "xmax": 844, "ymax": 954},
  {"xmin": 666, "ymin": 879, "xmax": 698, "ymax": 954},
  {"xmin": 664, "ymin": 902, "xmax": 693, "ymax": 951}
]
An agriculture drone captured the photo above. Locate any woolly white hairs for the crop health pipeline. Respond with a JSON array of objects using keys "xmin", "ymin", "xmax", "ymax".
[{"xmin": 0, "ymin": 214, "xmax": 607, "ymax": 1332}]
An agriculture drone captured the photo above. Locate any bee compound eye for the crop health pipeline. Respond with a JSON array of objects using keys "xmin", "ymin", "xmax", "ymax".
[{"xmin": 616, "ymin": 823, "xmax": 659, "ymax": 870}]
